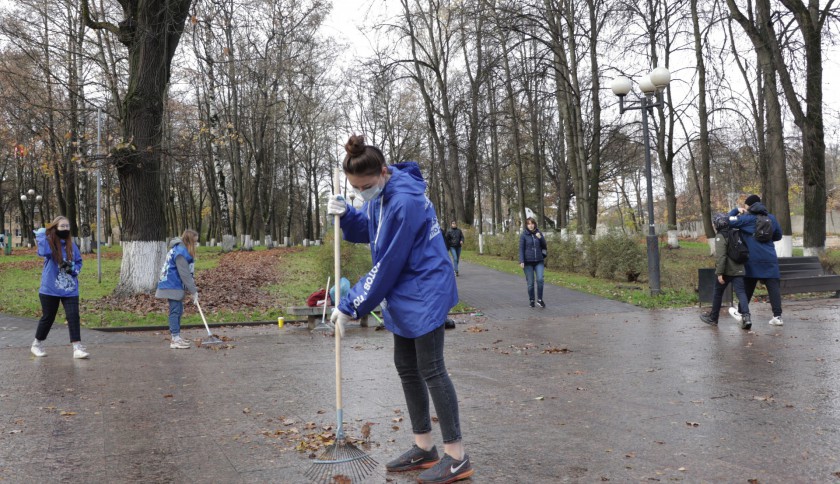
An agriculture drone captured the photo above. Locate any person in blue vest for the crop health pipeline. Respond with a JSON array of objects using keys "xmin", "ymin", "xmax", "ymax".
[
  {"xmin": 327, "ymin": 135, "xmax": 472, "ymax": 483},
  {"xmin": 727, "ymin": 194, "xmax": 784, "ymax": 326},
  {"xmin": 156, "ymin": 229, "xmax": 199, "ymax": 349},
  {"xmin": 30, "ymin": 216, "xmax": 87, "ymax": 359},
  {"xmin": 519, "ymin": 217, "xmax": 547, "ymax": 308}
]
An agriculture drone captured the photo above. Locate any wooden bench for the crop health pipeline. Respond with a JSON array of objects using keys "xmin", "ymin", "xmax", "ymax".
[
  {"xmin": 777, "ymin": 256, "xmax": 840, "ymax": 297},
  {"xmin": 699, "ymin": 256, "xmax": 840, "ymax": 304},
  {"xmin": 285, "ymin": 305, "xmax": 382, "ymax": 330}
]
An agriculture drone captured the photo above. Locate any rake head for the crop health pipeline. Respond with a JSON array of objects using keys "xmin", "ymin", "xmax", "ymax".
[{"xmin": 304, "ymin": 439, "xmax": 377, "ymax": 483}]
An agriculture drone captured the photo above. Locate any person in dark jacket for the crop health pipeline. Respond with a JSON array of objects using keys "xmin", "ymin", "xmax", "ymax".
[
  {"xmin": 155, "ymin": 230, "xmax": 199, "ymax": 349},
  {"xmin": 30, "ymin": 216, "xmax": 87, "ymax": 359},
  {"xmin": 727, "ymin": 194, "xmax": 784, "ymax": 326},
  {"xmin": 519, "ymin": 217, "xmax": 547, "ymax": 308},
  {"xmin": 700, "ymin": 213, "xmax": 752, "ymax": 329},
  {"xmin": 444, "ymin": 221, "xmax": 465, "ymax": 276},
  {"xmin": 327, "ymin": 135, "xmax": 472, "ymax": 483}
]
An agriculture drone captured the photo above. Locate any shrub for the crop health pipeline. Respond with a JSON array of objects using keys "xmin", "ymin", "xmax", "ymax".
[
  {"xmin": 546, "ymin": 235, "xmax": 580, "ymax": 272},
  {"xmin": 589, "ymin": 231, "xmax": 645, "ymax": 281}
]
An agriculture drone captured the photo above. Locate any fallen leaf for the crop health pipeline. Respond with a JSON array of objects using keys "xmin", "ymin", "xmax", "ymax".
[
  {"xmin": 535, "ymin": 396, "xmax": 545, "ymax": 401},
  {"xmin": 686, "ymin": 421, "xmax": 699, "ymax": 427},
  {"xmin": 163, "ymin": 394, "xmax": 174, "ymax": 398},
  {"xmin": 8, "ymin": 429, "xmax": 22, "ymax": 434},
  {"xmin": 60, "ymin": 411, "xmax": 77, "ymax": 416},
  {"xmin": 678, "ymin": 467, "xmax": 686, "ymax": 471}
]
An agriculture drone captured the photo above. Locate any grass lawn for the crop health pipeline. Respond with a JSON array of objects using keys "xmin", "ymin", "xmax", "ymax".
[{"xmin": 0, "ymin": 242, "xmax": 472, "ymax": 328}]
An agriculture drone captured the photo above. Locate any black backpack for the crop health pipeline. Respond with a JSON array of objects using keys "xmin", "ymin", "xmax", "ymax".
[
  {"xmin": 754, "ymin": 214, "xmax": 773, "ymax": 242},
  {"xmin": 725, "ymin": 228, "xmax": 750, "ymax": 264}
]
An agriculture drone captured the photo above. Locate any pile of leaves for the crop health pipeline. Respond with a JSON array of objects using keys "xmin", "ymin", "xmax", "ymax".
[{"xmin": 90, "ymin": 248, "xmax": 290, "ymax": 315}]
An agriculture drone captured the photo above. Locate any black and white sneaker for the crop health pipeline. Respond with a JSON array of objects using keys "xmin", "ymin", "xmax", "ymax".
[
  {"xmin": 700, "ymin": 313, "xmax": 718, "ymax": 326},
  {"xmin": 741, "ymin": 314, "xmax": 752, "ymax": 330},
  {"xmin": 385, "ymin": 444, "xmax": 439, "ymax": 472},
  {"xmin": 536, "ymin": 299, "xmax": 546, "ymax": 308},
  {"xmin": 529, "ymin": 300, "xmax": 535, "ymax": 308},
  {"xmin": 417, "ymin": 453, "xmax": 473, "ymax": 483}
]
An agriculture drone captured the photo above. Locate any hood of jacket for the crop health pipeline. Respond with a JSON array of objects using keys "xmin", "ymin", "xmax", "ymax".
[
  {"xmin": 747, "ymin": 202, "xmax": 769, "ymax": 216},
  {"xmin": 168, "ymin": 237, "xmax": 183, "ymax": 249},
  {"xmin": 382, "ymin": 161, "xmax": 426, "ymax": 198}
]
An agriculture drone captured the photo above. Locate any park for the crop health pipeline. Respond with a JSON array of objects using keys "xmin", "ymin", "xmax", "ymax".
[{"xmin": 2, "ymin": 0, "xmax": 840, "ymax": 482}]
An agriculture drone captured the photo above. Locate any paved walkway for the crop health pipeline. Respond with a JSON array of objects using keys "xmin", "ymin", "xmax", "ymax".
[{"xmin": 1, "ymin": 261, "xmax": 840, "ymax": 483}]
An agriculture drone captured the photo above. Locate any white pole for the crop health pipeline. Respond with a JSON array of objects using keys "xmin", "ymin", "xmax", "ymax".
[{"xmin": 96, "ymin": 108, "xmax": 102, "ymax": 283}]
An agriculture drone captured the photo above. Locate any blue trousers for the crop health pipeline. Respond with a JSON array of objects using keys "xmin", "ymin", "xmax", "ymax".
[
  {"xmin": 448, "ymin": 247, "xmax": 461, "ymax": 273},
  {"xmin": 168, "ymin": 299, "xmax": 184, "ymax": 336},
  {"xmin": 523, "ymin": 262, "xmax": 545, "ymax": 301}
]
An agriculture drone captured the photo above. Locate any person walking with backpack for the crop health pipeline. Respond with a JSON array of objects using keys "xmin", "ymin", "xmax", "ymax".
[
  {"xmin": 700, "ymin": 213, "xmax": 752, "ymax": 329},
  {"xmin": 727, "ymin": 195, "xmax": 784, "ymax": 326},
  {"xmin": 444, "ymin": 221, "xmax": 465, "ymax": 276}
]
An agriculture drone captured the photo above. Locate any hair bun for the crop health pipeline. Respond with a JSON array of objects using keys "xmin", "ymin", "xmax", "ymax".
[{"xmin": 345, "ymin": 134, "xmax": 366, "ymax": 158}]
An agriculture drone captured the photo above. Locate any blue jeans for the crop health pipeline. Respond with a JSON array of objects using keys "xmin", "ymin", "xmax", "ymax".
[
  {"xmin": 168, "ymin": 299, "xmax": 184, "ymax": 336},
  {"xmin": 448, "ymin": 247, "xmax": 461, "ymax": 272},
  {"xmin": 393, "ymin": 324, "xmax": 462, "ymax": 443},
  {"xmin": 710, "ymin": 275, "xmax": 750, "ymax": 320},
  {"xmin": 523, "ymin": 262, "xmax": 545, "ymax": 301},
  {"xmin": 36, "ymin": 294, "xmax": 81, "ymax": 342}
]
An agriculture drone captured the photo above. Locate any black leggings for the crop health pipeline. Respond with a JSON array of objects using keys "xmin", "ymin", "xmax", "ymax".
[{"xmin": 35, "ymin": 294, "xmax": 81, "ymax": 343}]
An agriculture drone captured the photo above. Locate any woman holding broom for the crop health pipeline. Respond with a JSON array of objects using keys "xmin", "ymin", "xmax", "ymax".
[{"xmin": 327, "ymin": 135, "xmax": 473, "ymax": 483}]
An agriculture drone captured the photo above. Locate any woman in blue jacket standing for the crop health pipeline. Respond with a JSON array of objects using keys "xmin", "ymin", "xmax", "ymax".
[
  {"xmin": 30, "ymin": 216, "xmax": 87, "ymax": 359},
  {"xmin": 519, "ymin": 217, "xmax": 547, "ymax": 308},
  {"xmin": 327, "ymin": 135, "xmax": 472, "ymax": 483}
]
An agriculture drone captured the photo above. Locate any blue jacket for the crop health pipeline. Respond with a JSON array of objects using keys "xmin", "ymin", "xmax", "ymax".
[
  {"xmin": 36, "ymin": 233, "xmax": 83, "ymax": 297},
  {"xmin": 728, "ymin": 202, "xmax": 783, "ymax": 279},
  {"xmin": 338, "ymin": 162, "xmax": 458, "ymax": 338},
  {"xmin": 157, "ymin": 242, "xmax": 195, "ymax": 291},
  {"xmin": 519, "ymin": 229, "xmax": 547, "ymax": 264}
]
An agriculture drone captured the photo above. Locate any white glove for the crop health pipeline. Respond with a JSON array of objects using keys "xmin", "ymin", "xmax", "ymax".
[
  {"xmin": 330, "ymin": 308, "xmax": 351, "ymax": 337},
  {"xmin": 327, "ymin": 195, "xmax": 347, "ymax": 217},
  {"xmin": 192, "ymin": 292, "xmax": 199, "ymax": 305},
  {"xmin": 34, "ymin": 228, "xmax": 46, "ymax": 237}
]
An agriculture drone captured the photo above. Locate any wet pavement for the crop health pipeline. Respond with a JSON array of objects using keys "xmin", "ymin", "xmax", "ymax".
[{"xmin": 1, "ymin": 261, "xmax": 840, "ymax": 483}]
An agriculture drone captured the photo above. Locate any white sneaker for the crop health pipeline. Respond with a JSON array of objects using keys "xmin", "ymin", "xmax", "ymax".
[
  {"xmin": 769, "ymin": 316, "xmax": 784, "ymax": 326},
  {"xmin": 728, "ymin": 307, "xmax": 743, "ymax": 323},
  {"xmin": 72, "ymin": 343, "xmax": 89, "ymax": 359},
  {"xmin": 170, "ymin": 336, "xmax": 191, "ymax": 349},
  {"xmin": 30, "ymin": 339, "xmax": 47, "ymax": 357}
]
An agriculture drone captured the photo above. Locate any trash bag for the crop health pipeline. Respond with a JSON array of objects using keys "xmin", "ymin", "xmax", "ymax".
[{"xmin": 329, "ymin": 277, "xmax": 351, "ymax": 305}]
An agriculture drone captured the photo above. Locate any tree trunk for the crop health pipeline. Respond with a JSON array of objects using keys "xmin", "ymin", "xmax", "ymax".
[{"xmin": 83, "ymin": 0, "xmax": 193, "ymax": 295}]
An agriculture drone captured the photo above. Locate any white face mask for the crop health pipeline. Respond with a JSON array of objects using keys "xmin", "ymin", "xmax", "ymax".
[{"xmin": 357, "ymin": 179, "xmax": 383, "ymax": 201}]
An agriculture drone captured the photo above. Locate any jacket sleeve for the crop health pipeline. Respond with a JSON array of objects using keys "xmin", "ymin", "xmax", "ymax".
[
  {"xmin": 338, "ymin": 197, "xmax": 420, "ymax": 319},
  {"xmin": 714, "ymin": 235, "xmax": 726, "ymax": 275},
  {"xmin": 459, "ymin": 230, "xmax": 464, "ymax": 245},
  {"xmin": 73, "ymin": 243, "xmax": 83, "ymax": 275},
  {"xmin": 519, "ymin": 233, "xmax": 525, "ymax": 263},
  {"xmin": 340, "ymin": 204, "xmax": 371, "ymax": 244},
  {"xmin": 36, "ymin": 233, "xmax": 51, "ymax": 257},
  {"xmin": 175, "ymin": 255, "xmax": 197, "ymax": 294},
  {"xmin": 727, "ymin": 214, "xmax": 755, "ymax": 234}
]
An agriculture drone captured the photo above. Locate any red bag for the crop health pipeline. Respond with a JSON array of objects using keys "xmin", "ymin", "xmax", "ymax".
[{"xmin": 305, "ymin": 288, "xmax": 328, "ymax": 307}]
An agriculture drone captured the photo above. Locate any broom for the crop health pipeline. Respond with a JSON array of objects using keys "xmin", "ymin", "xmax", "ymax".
[{"xmin": 305, "ymin": 172, "xmax": 377, "ymax": 483}]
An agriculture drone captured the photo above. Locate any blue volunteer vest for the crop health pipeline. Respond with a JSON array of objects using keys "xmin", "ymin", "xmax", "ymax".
[{"xmin": 157, "ymin": 243, "xmax": 194, "ymax": 290}]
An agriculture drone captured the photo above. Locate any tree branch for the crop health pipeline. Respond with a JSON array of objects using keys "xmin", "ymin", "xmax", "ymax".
[{"xmin": 80, "ymin": 0, "xmax": 121, "ymax": 36}]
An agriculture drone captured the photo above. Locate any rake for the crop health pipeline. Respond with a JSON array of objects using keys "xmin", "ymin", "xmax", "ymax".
[
  {"xmin": 194, "ymin": 300, "xmax": 223, "ymax": 346},
  {"xmin": 311, "ymin": 276, "xmax": 332, "ymax": 332},
  {"xmin": 305, "ymin": 173, "xmax": 376, "ymax": 483}
]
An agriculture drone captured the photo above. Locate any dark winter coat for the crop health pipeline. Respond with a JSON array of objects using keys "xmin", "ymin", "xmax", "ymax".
[
  {"xmin": 714, "ymin": 228, "xmax": 746, "ymax": 277},
  {"xmin": 444, "ymin": 227, "xmax": 464, "ymax": 248},
  {"xmin": 519, "ymin": 228, "xmax": 547, "ymax": 264},
  {"xmin": 727, "ymin": 202, "xmax": 783, "ymax": 279}
]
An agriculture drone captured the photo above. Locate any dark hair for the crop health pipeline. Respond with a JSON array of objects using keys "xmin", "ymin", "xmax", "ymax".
[
  {"xmin": 744, "ymin": 194, "xmax": 761, "ymax": 206},
  {"xmin": 343, "ymin": 134, "xmax": 386, "ymax": 176},
  {"xmin": 525, "ymin": 217, "xmax": 537, "ymax": 226}
]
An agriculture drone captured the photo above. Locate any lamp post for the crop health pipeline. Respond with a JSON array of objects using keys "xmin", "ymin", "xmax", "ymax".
[
  {"xmin": 20, "ymin": 189, "xmax": 42, "ymax": 247},
  {"xmin": 611, "ymin": 67, "xmax": 671, "ymax": 296}
]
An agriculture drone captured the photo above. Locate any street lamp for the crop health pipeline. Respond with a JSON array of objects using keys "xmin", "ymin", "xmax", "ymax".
[
  {"xmin": 20, "ymin": 189, "xmax": 42, "ymax": 247},
  {"xmin": 611, "ymin": 66, "xmax": 671, "ymax": 296}
]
